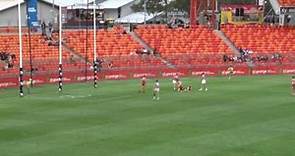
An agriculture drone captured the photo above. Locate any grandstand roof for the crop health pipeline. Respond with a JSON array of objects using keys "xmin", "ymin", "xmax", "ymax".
[
  {"xmin": 0, "ymin": 0, "xmax": 24, "ymax": 12},
  {"xmin": 42, "ymin": 0, "xmax": 94, "ymax": 7},
  {"xmin": 99, "ymin": 0, "xmax": 135, "ymax": 9},
  {"xmin": 0, "ymin": 0, "xmax": 135, "ymax": 12},
  {"xmin": 115, "ymin": 12, "xmax": 161, "ymax": 24}
]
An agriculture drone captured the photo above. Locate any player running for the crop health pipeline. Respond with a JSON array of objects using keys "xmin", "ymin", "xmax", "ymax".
[
  {"xmin": 140, "ymin": 75, "xmax": 147, "ymax": 93},
  {"xmin": 153, "ymin": 80, "xmax": 160, "ymax": 100},
  {"xmin": 227, "ymin": 65, "xmax": 234, "ymax": 80},
  {"xmin": 199, "ymin": 73, "xmax": 208, "ymax": 91}
]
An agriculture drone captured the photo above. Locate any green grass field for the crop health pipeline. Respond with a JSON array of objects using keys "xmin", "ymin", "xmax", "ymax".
[{"xmin": 0, "ymin": 75, "xmax": 295, "ymax": 156}]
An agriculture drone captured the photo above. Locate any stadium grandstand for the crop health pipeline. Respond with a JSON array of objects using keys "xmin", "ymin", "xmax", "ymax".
[
  {"xmin": 0, "ymin": 0, "xmax": 295, "ymax": 155},
  {"xmin": 0, "ymin": 0, "xmax": 294, "ymax": 89}
]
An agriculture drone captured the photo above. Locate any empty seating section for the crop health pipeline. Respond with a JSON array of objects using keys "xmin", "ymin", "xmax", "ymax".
[
  {"xmin": 135, "ymin": 25, "xmax": 232, "ymax": 66},
  {"xmin": 64, "ymin": 27, "xmax": 163, "ymax": 68},
  {"xmin": 279, "ymin": 0, "xmax": 295, "ymax": 6},
  {"xmin": 222, "ymin": 24, "xmax": 295, "ymax": 54},
  {"xmin": 102, "ymin": 55, "xmax": 163, "ymax": 68}
]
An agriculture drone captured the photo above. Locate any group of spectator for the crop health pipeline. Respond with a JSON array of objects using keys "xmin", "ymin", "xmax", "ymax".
[
  {"xmin": 0, "ymin": 52, "xmax": 16, "ymax": 70},
  {"xmin": 252, "ymin": 53, "xmax": 283, "ymax": 64},
  {"xmin": 223, "ymin": 48, "xmax": 283, "ymax": 64},
  {"xmin": 41, "ymin": 21, "xmax": 53, "ymax": 38},
  {"xmin": 41, "ymin": 21, "xmax": 60, "ymax": 47}
]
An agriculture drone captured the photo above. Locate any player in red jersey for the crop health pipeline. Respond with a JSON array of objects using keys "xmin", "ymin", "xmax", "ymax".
[{"xmin": 140, "ymin": 75, "xmax": 147, "ymax": 93}]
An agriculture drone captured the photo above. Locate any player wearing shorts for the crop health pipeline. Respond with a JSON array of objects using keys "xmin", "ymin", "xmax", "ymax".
[
  {"xmin": 140, "ymin": 76, "xmax": 147, "ymax": 93},
  {"xmin": 153, "ymin": 80, "xmax": 160, "ymax": 100},
  {"xmin": 25, "ymin": 78, "xmax": 34, "ymax": 94},
  {"xmin": 185, "ymin": 85, "xmax": 192, "ymax": 92},
  {"xmin": 172, "ymin": 74, "xmax": 179, "ymax": 91},
  {"xmin": 227, "ymin": 65, "xmax": 234, "ymax": 80},
  {"xmin": 199, "ymin": 73, "xmax": 208, "ymax": 91},
  {"xmin": 177, "ymin": 80, "xmax": 184, "ymax": 92}
]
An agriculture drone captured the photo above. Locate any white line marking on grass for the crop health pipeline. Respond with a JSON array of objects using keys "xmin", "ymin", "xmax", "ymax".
[{"xmin": 59, "ymin": 94, "xmax": 93, "ymax": 99}]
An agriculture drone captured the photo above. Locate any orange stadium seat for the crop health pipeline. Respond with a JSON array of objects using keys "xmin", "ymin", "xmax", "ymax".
[
  {"xmin": 135, "ymin": 25, "xmax": 232, "ymax": 66},
  {"xmin": 279, "ymin": 0, "xmax": 295, "ymax": 6},
  {"xmin": 0, "ymin": 33, "xmax": 74, "ymax": 75},
  {"xmin": 63, "ymin": 26, "xmax": 164, "ymax": 68},
  {"xmin": 222, "ymin": 24, "xmax": 295, "ymax": 54}
]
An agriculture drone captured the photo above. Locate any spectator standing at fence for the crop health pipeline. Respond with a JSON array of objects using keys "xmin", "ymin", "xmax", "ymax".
[
  {"xmin": 48, "ymin": 22, "xmax": 53, "ymax": 33},
  {"xmin": 41, "ymin": 22, "xmax": 46, "ymax": 36}
]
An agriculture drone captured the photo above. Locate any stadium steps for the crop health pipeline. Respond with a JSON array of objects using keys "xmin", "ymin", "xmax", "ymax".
[
  {"xmin": 214, "ymin": 30, "xmax": 255, "ymax": 67},
  {"xmin": 129, "ymin": 31, "xmax": 175, "ymax": 68},
  {"xmin": 50, "ymin": 33, "xmax": 90, "ymax": 64},
  {"xmin": 62, "ymin": 43, "xmax": 90, "ymax": 65}
]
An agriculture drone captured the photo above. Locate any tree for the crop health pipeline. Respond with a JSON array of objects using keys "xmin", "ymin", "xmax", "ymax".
[
  {"xmin": 131, "ymin": 0, "xmax": 166, "ymax": 14},
  {"xmin": 167, "ymin": 0, "xmax": 190, "ymax": 12}
]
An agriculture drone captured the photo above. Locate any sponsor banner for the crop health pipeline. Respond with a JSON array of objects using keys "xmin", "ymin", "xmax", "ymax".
[
  {"xmin": 104, "ymin": 74, "xmax": 128, "ymax": 80},
  {"xmin": 252, "ymin": 66, "xmax": 280, "ymax": 75},
  {"xmin": 27, "ymin": 0, "xmax": 39, "ymax": 27},
  {"xmin": 221, "ymin": 66, "xmax": 249, "ymax": 76},
  {"xmin": 28, "ymin": 77, "xmax": 46, "ymax": 86},
  {"xmin": 281, "ymin": 66, "xmax": 295, "ymax": 74},
  {"xmin": 191, "ymin": 67, "xmax": 220, "ymax": 76},
  {"xmin": 221, "ymin": 70, "xmax": 248, "ymax": 75},
  {"xmin": 0, "ymin": 81, "xmax": 18, "ymax": 88},
  {"xmin": 192, "ymin": 70, "xmax": 217, "ymax": 76},
  {"xmin": 0, "ymin": 77, "xmax": 18, "ymax": 88},
  {"xmin": 133, "ymin": 72, "xmax": 158, "ymax": 78},
  {"xmin": 49, "ymin": 77, "xmax": 72, "ymax": 83},
  {"xmin": 77, "ymin": 75, "xmax": 95, "ymax": 81},
  {"xmin": 161, "ymin": 69, "xmax": 189, "ymax": 78},
  {"xmin": 282, "ymin": 69, "xmax": 295, "ymax": 74},
  {"xmin": 102, "ymin": 70, "xmax": 130, "ymax": 80},
  {"xmin": 1, "ymin": 65, "xmax": 295, "ymax": 88}
]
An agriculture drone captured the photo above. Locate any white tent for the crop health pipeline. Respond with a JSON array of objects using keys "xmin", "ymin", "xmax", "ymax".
[{"xmin": 115, "ymin": 12, "xmax": 161, "ymax": 24}]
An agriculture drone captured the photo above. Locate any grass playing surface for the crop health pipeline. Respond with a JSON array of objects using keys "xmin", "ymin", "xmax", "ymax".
[{"xmin": 0, "ymin": 75, "xmax": 294, "ymax": 156}]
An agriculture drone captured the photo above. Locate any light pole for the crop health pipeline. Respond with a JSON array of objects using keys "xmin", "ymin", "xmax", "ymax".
[{"xmin": 143, "ymin": 0, "xmax": 148, "ymax": 24}]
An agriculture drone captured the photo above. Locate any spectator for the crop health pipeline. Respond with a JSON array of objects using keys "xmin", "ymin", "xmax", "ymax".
[
  {"xmin": 41, "ymin": 22, "xmax": 46, "ymax": 36},
  {"xmin": 0, "ymin": 52, "xmax": 15, "ymax": 69},
  {"xmin": 48, "ymin": 22, "xmax": 53, "ymax": 33}
]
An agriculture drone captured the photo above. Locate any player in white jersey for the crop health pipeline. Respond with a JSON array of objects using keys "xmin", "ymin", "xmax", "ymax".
[
  {"xmin": 199, "ymin": 73, "xmax": 208, "ymax": 91},
  {"xmin": 227, "ymin": 65, "xmax": 234, "ymax": 80},
  {"xmin": 153, "ymin": 80, "xmax": 160, "ymax": 100},
  {"xmin": 25, "ymin": 78, "xmax": 34, "ymax": 94},
  {"xmin": 172, "ymin": 74, "xmax": 179, "ymax": 91}
]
